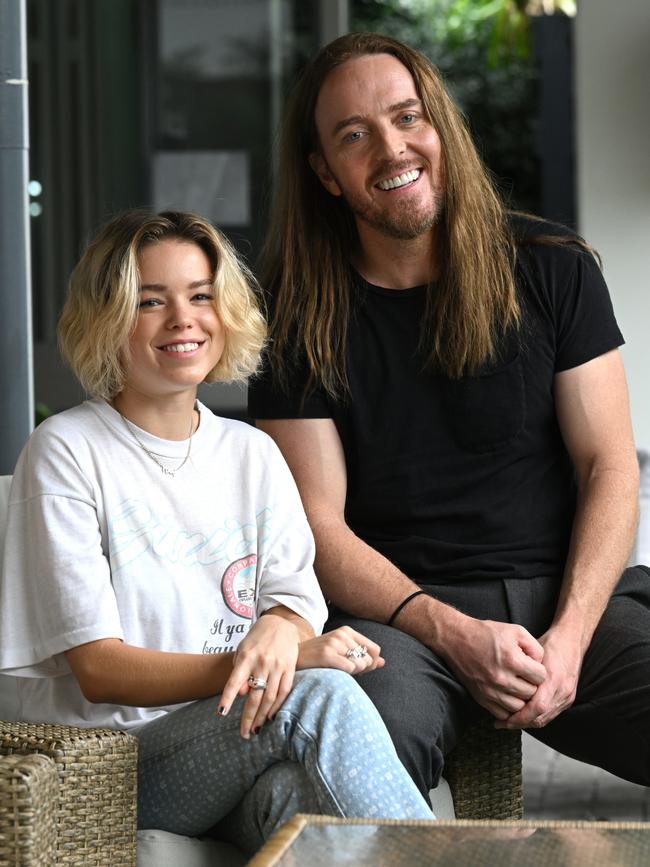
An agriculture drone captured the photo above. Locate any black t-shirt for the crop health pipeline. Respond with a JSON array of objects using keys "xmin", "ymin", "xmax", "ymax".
[{"xmin": 249, "ymin": 229, "xmax": 624, "ymax": 584}]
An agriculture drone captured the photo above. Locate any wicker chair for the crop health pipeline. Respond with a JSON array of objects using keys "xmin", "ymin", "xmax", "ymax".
[
  {"xmin": 445, "ymin": 720, "xmax": 523, "ymax": 820},
  {"xmin": 0, "ymin": 752, "xmax": 57, "ymax": 866},
  {"xmin": 0, "ymin": 721, "xmax": 137, "ymax": 866}
]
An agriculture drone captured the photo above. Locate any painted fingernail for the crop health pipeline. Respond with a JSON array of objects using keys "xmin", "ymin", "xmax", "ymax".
[
  {"xmin": 241, "ymin": 732, "xmax": 251, "ymax": 740},
  {"xmin": 253, "ymin": 726, "xmax": 260, "ymax": 735},
  {"xmin": 217, "ymin": 706, "xmax": 228, "ymax": 716}
]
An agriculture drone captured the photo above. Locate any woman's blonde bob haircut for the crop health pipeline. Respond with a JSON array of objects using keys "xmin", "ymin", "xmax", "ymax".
[{"xmin": 58, "ymin": 209, "xmax": 266, "ymax": 400}]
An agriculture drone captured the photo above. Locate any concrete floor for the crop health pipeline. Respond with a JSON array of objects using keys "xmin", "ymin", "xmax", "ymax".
[{"xmin": 523, "ymin": 733, "xmax": 650, "ymax": 821}]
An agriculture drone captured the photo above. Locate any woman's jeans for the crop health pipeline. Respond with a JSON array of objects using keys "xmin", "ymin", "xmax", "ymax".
[{"xmin": 135, "ymin": 668, "xmax": 433, "ymax": 854}]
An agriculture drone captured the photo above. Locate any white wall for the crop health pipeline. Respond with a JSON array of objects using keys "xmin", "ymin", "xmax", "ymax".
[{"xmin": 576, "ymin": 0, "xmax": 650, "ymax": 446}]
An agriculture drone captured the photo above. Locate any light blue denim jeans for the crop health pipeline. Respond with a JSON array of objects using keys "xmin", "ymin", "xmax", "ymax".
[{"xmin": 136, "ymin": 669, "xmax": 433, "ymax": 854}]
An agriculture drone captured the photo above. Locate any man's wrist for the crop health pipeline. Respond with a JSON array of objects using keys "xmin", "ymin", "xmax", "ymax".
[
  {"xmin": 387, "ymin": 590, "xmax": 427, "ymax": 626},
  {"xmin": 395, "ymin": 591, "xmax": 470, "ymax": 655},
  {"xmin": 546, "ymin": 615, "xmax": 592, "ymax": 658},
  {"xmin": 549, "ymin": 588, "xmax": 602, "ymax": 655},
  {"xmin": 428, "ymin": 601, "xmax": 472, "ymax": 656}
]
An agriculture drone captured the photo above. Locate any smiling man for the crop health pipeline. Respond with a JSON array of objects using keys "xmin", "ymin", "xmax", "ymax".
[{"xmin": 248, "ymin": 33, "xmax": 650, "ymax": 800}]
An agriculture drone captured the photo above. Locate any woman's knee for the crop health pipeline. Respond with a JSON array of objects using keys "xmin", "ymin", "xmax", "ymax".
[
  {"xmin": 283, "ymin": 668, "xmax": 381, "ymax": 731},
  {"xmin": 292, "ymin": 668, "xmax": 362, "ymax": 704}
]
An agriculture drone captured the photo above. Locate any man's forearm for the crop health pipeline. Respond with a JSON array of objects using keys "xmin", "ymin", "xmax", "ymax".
[
  {"xmin": 496, "ymin": 459, "xmax": 639, "ymax": 730},
  {"xmin": 551, "ymin": 461, "xmax": 639, "ymax": 651},
  {"xmin": 549, "ymin": 351, "xmax": 639, "ymax": 652},
  {"xmin": 313, "ymin": 514, "xmax": 549, "ymax": 719},
  {"xmin": 311, "ymin": 514, "xmax": 464, "ymax": 647},
  {"xmin": 313, "ymin": 515, "xmax": 412, "ymax": 616}
]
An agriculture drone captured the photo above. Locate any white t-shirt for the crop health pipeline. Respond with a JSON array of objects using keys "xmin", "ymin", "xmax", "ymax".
[{"xmin": 0, "ymin": 399, "xmax": 327, "ymax": 730}]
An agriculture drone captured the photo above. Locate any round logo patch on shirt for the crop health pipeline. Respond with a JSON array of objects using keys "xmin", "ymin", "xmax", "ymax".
[{"xmin": 221, "ymin": 554, "xmax": 257, "ymax": 619}]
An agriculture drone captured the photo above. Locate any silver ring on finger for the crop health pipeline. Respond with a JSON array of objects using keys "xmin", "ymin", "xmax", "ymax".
[
  {"xmin": 248, "ymin": 675, "xmax": 267, "ymax": 690},
  {"xmin": 345, "ymin": 644, "xmax": 368, "ymax": 660}
]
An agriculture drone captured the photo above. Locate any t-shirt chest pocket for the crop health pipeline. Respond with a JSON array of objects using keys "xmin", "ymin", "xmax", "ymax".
[{"xmin": 441, "ymin": 353, "xmax": 526, "ymax": 452}]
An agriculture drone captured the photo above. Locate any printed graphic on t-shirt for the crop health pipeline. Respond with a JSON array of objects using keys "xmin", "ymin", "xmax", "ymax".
[
  {"xmin": 202, "ymin": 616, "xmax": 248, "ymax": 654},
  {"xmin": 109, "ymin": 499, "xmax": 271, "ymax": 573},
  {"xmin": 221, "ymin": 554, "xmax": 257, "ymax": 618},
  {"xmin": 108, "ymin": 500, "xmax": 274, "ymax": 653}
]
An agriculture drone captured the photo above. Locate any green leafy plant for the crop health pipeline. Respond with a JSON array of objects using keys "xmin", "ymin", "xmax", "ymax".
[{"xmin": 35, "ymin": 402, "xmax": 52, "ymax": 426}]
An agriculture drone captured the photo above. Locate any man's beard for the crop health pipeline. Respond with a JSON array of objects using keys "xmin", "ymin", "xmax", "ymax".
[
  {"xmin": 338, "ymin": 170, "xmax": 444, "ymax": 240},
  {"xmin": 347, "ymin": 193, "xmax": 443, "ymax": 240}
]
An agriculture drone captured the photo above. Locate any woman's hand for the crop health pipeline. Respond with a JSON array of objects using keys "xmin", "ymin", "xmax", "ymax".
[
  {"xmin": 218, "ymin": 613, "xmax": 301, "ymax": 738},
  {"xmin": 297, "ymin": 625, "xmax": 384, "ymax": 676}
]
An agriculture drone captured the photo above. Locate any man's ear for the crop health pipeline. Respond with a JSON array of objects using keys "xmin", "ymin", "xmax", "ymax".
[{"xmin": 309, "ymin": 151, "xmax": 342, "ymax": 197}]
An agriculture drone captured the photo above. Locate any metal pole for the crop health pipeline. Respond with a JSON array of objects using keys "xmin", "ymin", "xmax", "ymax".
[{"xmin": 0, "ymin": 0, "xmax": 33, "ymax": 473}]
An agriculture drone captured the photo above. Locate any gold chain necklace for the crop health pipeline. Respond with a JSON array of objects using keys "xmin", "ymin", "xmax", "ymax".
[{"xmin": 119, "ymin": 409, "xmax": 195, "ymax": 478}]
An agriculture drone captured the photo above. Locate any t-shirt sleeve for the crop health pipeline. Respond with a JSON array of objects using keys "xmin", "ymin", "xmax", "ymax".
[
  {"xmin": 253, "ymin": 437, "xmax": 328, "ymax": 634},
  {"xmin": 521, "ymin": 239, "xmax": 624, "ymax": 373},
  {"xmin": 553, "ymin": 249, "xmax": 624, "ymax": 372},
  {"xmin": 0, "ymin": 427, "xmax": 124, "ymax": 677},
  {"xmin": 247, "ymin": 348, "xmax": 332, "ymax": 420}
]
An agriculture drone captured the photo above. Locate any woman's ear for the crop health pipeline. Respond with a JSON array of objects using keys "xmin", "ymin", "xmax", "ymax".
[{"xmin": 308, "ymin": 152, "xmax": 342, "ymax": 197}]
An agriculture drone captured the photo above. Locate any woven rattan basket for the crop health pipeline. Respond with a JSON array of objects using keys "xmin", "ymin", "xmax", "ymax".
[{"xmin": 0, "ymin": 721, "xmax": 137, "ymax": 866}]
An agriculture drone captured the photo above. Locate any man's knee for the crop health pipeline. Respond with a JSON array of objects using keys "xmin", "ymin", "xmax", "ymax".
[{"xmin": 544, "ymin": 585, "xmax": 650, "ymax": 787}]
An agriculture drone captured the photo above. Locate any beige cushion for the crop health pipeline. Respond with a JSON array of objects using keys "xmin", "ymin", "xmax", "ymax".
[
  {"xmin": 137, "ymin": 830, "xmax": 246, "ymax": 867},
  {"xmin": 430, "ymin": 778, "xmax": 455, "ymax": 819}
]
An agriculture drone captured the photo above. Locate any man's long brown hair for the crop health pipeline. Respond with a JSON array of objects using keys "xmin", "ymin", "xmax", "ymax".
[{"xmin": 262, "ymin": 32, "xmax": 571, "ymax": 397}]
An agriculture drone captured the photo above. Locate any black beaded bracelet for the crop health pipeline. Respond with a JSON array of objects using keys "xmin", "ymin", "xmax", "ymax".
[{"xmin": 387, "ymin": 590, "xmax": 426, "ymax": 626}]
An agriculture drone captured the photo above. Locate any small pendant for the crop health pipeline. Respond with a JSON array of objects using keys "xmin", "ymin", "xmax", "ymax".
[{"xmin": 161, "ymin": 466, "xmax": 176, "ymax": 477}]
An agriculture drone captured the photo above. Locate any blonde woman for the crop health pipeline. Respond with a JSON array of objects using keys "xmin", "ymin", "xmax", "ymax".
[{"xmin": 0, "ymin": 210, "xmax": 432, "ymax": 855}]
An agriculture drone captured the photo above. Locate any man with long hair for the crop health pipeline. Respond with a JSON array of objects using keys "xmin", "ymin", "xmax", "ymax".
[{"xmin": 248, "ymin": 32, "xmax": 650, "ymax": 799}]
